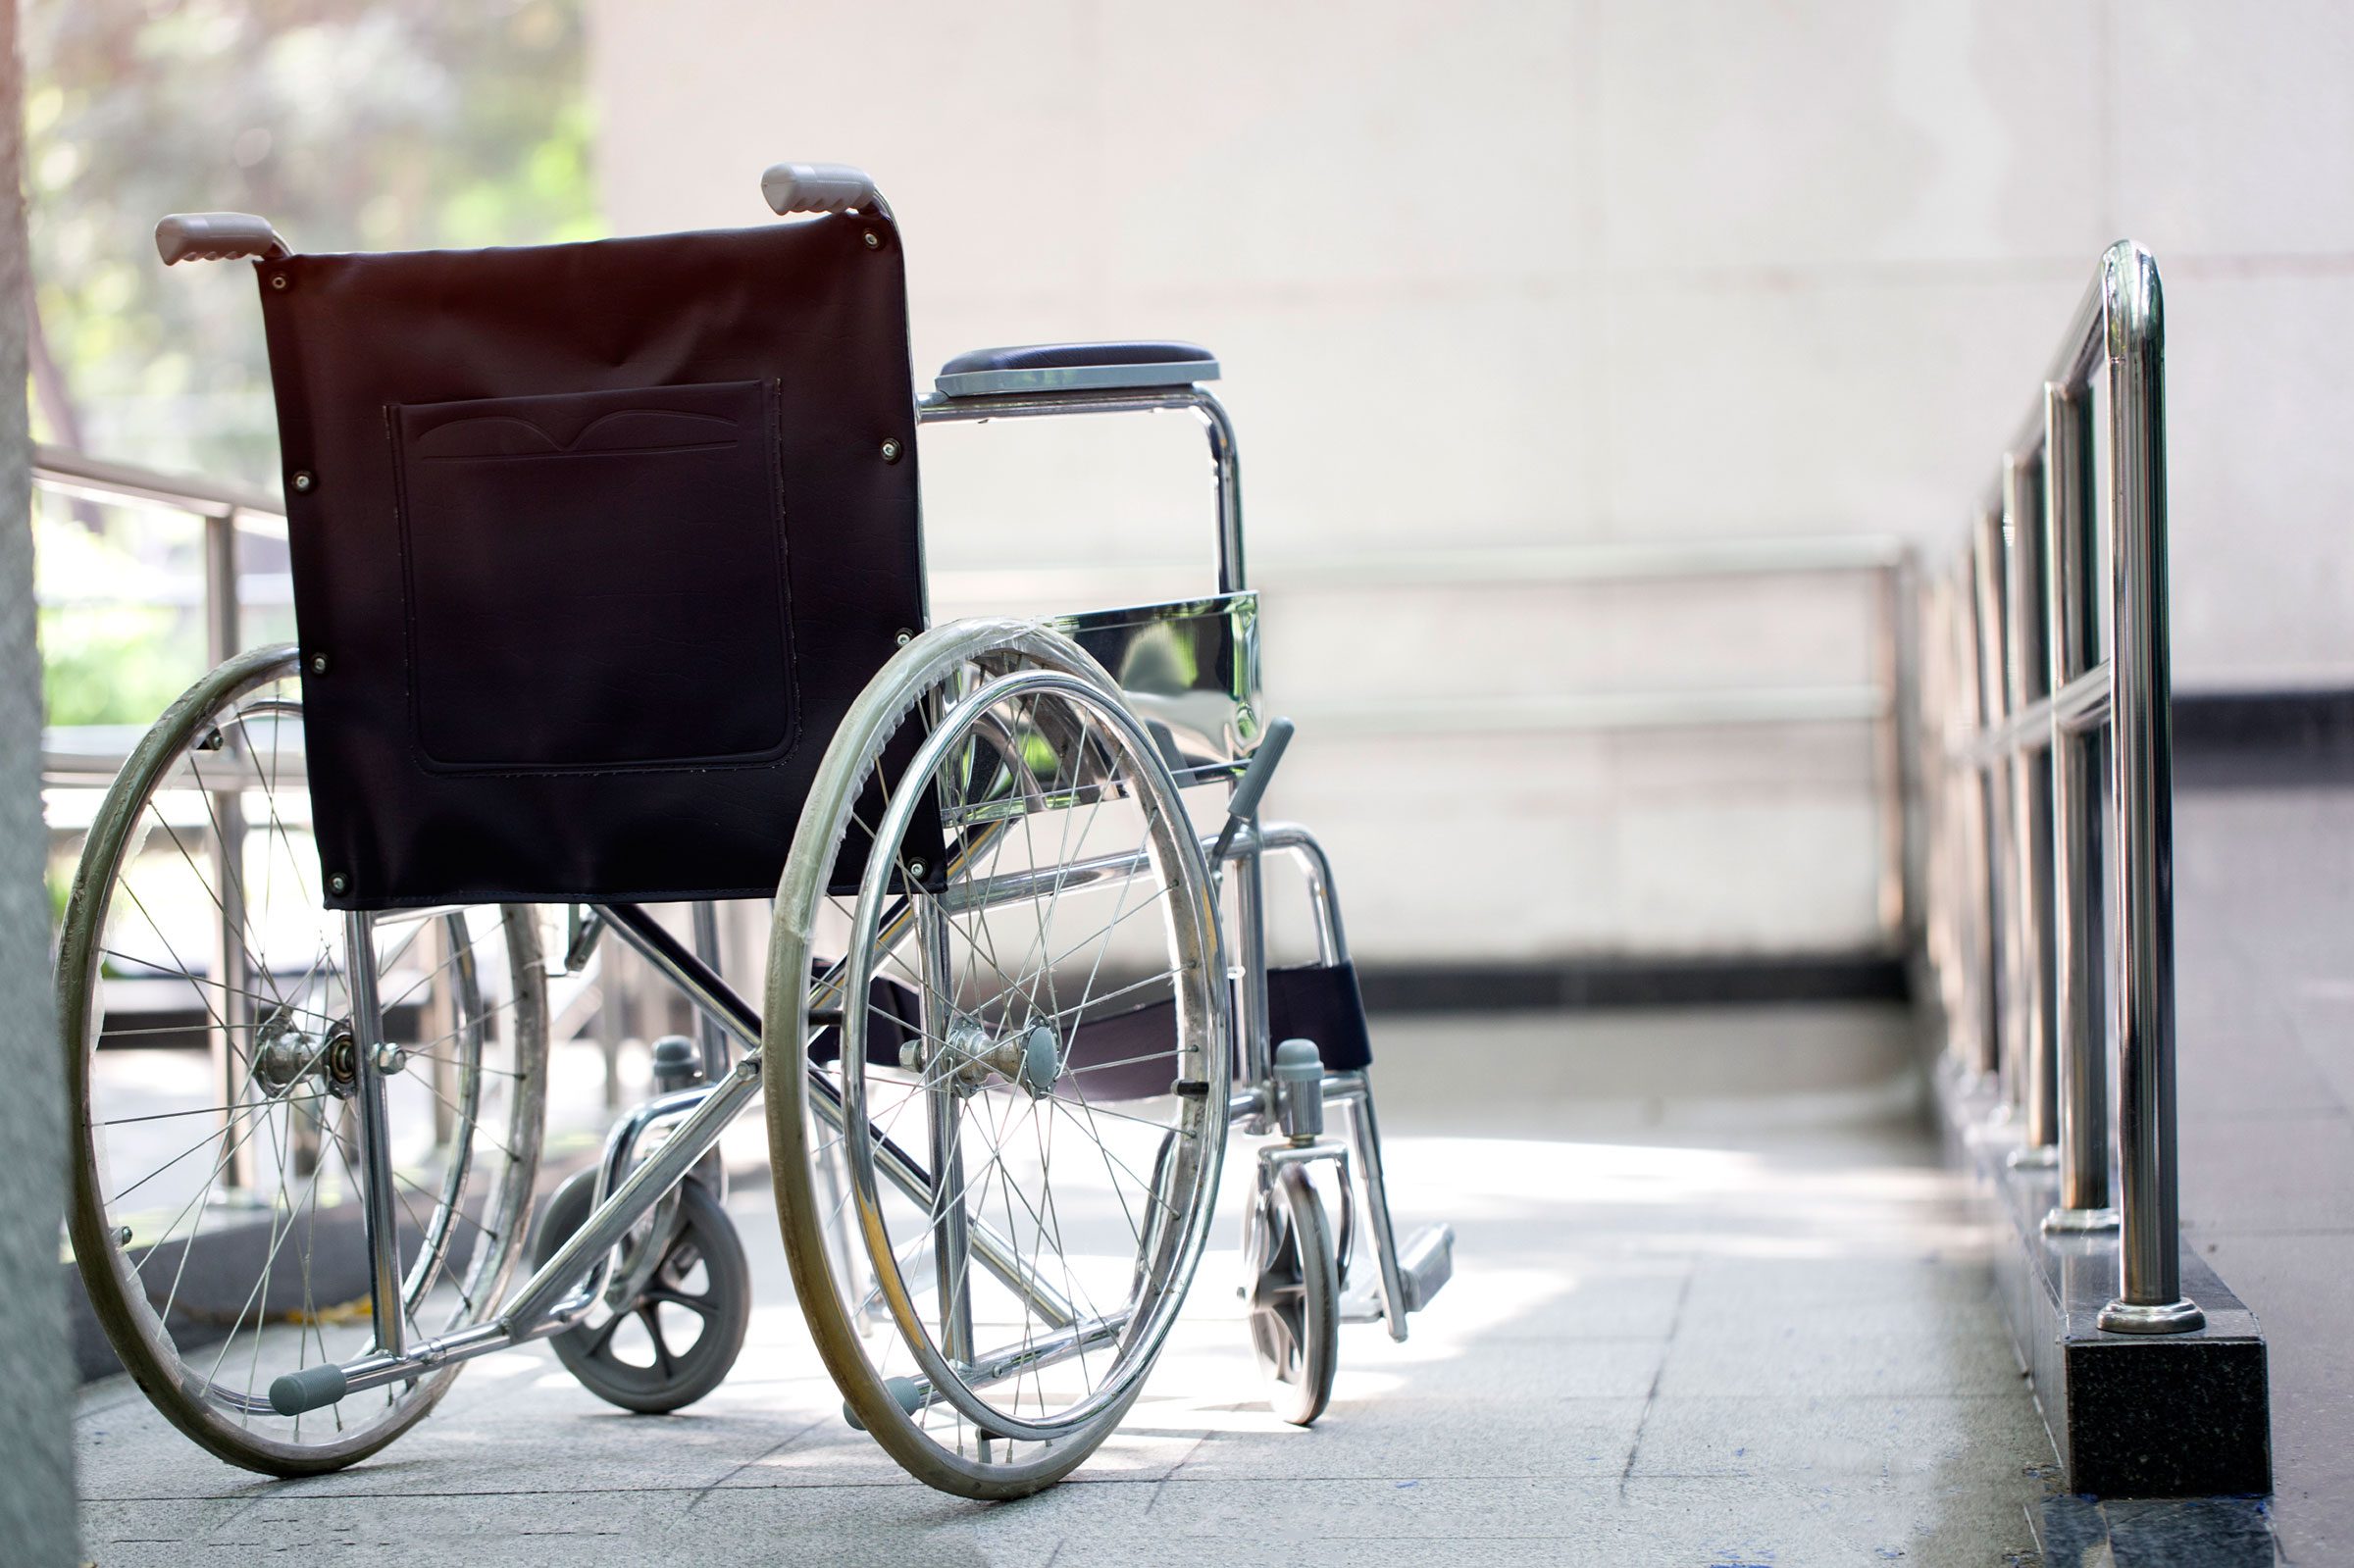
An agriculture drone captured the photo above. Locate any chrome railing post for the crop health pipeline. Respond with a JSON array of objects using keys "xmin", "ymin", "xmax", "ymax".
[
  {"xmin": 1920, "ymin": 574, "xmax": 1960, "ymax": 1036},
  {"xmin": 2042, "ymin": 379, "xmax": 2118, "ymax": 1234},
  {"xmin": 1874, "ymin": 554, "xmax": 1919, "ymax": 944},
  {"xmin": 1952, "ymin": 553, "xmax": 1998, "ymax": 1079},
  {"xmin": 2096, "ymin": 245, "xmax": 2202, "ymax": 1334},
  {"xmin": 1970, "ymin": 508, "xmax": 2015, "ymax": 1099},
  {"xmin": 2003, "ymin": 449, "xmax": 2059, "ymax": 1164}
]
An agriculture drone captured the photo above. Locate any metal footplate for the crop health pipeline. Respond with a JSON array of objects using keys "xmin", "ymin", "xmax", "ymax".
[{"xmin": 1340, "ymin": 1222, "xmax": 1456, "ymax": 1324}]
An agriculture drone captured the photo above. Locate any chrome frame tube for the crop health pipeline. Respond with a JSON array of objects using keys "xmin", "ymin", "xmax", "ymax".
[
  {"xmin": 343, "ymin": 911, "xmax": 406, "ymax": 1358},
  {"xmin": 329, "ymin": 1308, "xmax": 585, "ymax": 1401},
  {"xmin": 1323, "ymin": 1071, "xmax": 1409, "ymax": 1341},
  {"xmin": 690, "ymin": 900, "xmax": 730, "ymax": 1078},
  {"xmin": 205, "ymin": 508, "xmax": 254, "ymax": 1196},
  {"xmin": 1235, "ymin": 838, "xmax": 1275, "ymax": 1097},
  {"xmin": 497, "ymin": 1054, "xmax": 763, "ymax": 1335},
  {"xmin": 915, "ymin": 382, "xmax": 1247, "ymax": 595},
  {"xmin": 1248, "ymin": 826, "xmax": 1420, "ymax": 1340},
  {"xmin": 592, "ymin": 901, "xmax": 1076, "ymax": 1329},
  {"xmin": 917, "ymin": 897, "xmax": 977, "ymax": 1370},
  {"xmin": 869, "ymin": 1310, "xmax": 1134, "ymax": 1422}
]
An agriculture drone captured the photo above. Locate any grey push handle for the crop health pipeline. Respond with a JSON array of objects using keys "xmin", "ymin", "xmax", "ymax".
[
  {"xmin": 155, "ymin": 212, "xmax": 290, "ymax": 265},
  {"xmin": 1211, "ymin": 717, "xmax": 1295, "ymax": 862},
  {"xmin": 760, "ymin": 163, "xmax": 882, "ymax": 217}
]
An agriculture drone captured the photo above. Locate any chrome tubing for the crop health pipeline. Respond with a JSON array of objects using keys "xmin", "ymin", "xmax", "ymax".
[
  {"xmin": 2003, "ymin": 448, "xmax": 2059, "ymax": 1163},
  {"xmin": 497, "ymin": 1054, "xmax": 764, "ymax": 1335},
  {"xmin": 1970, "ymin": 508, "xmax": 2015, "ymax": 1090},
  {"xmin": 917, "ymin": 897, "xmax": 977, "ymax": 1370},
  {"xmin": 2097, "ymin": 247, "xmax": 2200, "ymax": 1333},
  {"xmin": 916, "ymin": 382, "xmax": 1247, "ymax": 595},
  {"xmin": 344, "ymin": 911, "xmax": 406, "ymax": 1358},
  {"xmin": 205, "ymin": 509, "xmax": 253, "ymax": 1195},
  {"xmin": 1325, "ymin": 1071, "xmax": 1411, "ymax": 1341},
  {"xmin": 1929, "ymin": 242, "xmax": 2198, "ymax": 1331},
  {"xmin": 592, "ymin": 901, "xmax": 1078, "ymax": 1331},
  {"xmin": 314, "ymin": 1292, "xmax": 594, "ymax": 1405},
  {"xmin": 868, "ymin": 1311, "xmax": 1134, "ymax": 1424},
  {"xmin": 1947, "ymin": 556, "xmax": 1998, "ymax": 1079},
  {"xmin": 2043, "ymin": 381, "xmax": 2118, "ymax": 1235},
  {"xmin": 691, "ymin": 900, "xmax": 730, "ymax": 1079}
]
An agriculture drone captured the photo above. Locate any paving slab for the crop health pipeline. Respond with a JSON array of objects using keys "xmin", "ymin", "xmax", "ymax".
[{"xmin": 75, "ymin": 1012, "xmax": 2057, "ymax": 1566}]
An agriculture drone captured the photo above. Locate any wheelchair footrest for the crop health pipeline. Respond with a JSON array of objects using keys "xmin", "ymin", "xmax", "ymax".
[{"xmin": 1397, "ymin": 1223, "xmax": 1456, "ymax": 1314}]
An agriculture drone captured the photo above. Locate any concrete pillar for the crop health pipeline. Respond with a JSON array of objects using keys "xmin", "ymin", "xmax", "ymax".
[{"xmin": 0, "ymin": 0, "xmax": 83, "ymax": 1558}]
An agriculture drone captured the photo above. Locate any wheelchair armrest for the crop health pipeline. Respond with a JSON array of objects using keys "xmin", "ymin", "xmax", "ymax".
[
  {"xmin": 934, "ymin": 340, "xmax": 1219, "ymax": 399},
  {"xmin": 155, "ymin": 212, "xmax": 290, "ymax": 265}
]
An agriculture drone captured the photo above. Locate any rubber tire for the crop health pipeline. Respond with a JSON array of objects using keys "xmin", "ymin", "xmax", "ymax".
[
  {"xmin": 1251, "ymin": 1165, "xmax": 1340, "ymax": 1427},
  {"xmin": 57, "ymin": 644, "xmax": 548, "ymax": 1478},
  {"xmin": 765, "ymin": 620, "xmax": 1230, "ymax": 1499},
  {"xmin": 534, "ymin": 1170, "xmax": 750, "ymax": 1414}
]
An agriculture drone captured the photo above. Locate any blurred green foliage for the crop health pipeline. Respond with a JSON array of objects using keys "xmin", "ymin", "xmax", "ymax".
[
  {"xmin": 26, "ymin": 0, "xmax": 598, "ymax": 724},
  {"xmin": 31, "ymin": 510, "xmax": 200, "ymax": 727}
]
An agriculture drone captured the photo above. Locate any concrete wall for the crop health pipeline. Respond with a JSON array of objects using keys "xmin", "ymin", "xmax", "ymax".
[
  {"xmin": 588, "ymin": 0, "xmax": 2354, "ymax": 961},
  {"xmin": 0, "ymin": 0, "xmax": 82, "ymax": 1553}
]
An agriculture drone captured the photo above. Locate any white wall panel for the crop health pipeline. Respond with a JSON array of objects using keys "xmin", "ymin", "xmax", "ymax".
[{"xmin": 588, "ymin": 0, "xmax": 2354, "ymax": 959}]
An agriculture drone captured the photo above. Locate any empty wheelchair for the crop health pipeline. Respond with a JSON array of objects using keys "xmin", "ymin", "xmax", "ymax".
[{"xmin": 56, "ymin": 165, "xmax": 1454, "ymax": 1497}]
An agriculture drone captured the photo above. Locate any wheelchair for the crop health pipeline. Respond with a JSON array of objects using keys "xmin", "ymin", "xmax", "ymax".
[{"xmin": 55, "ymin": 165, "xmax": 1453, "ymax": 1498}]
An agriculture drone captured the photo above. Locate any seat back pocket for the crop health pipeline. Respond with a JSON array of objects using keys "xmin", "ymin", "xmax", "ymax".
[{"xmin": 391, "ymin": 379, "xmax": 798, "ymax": 773}]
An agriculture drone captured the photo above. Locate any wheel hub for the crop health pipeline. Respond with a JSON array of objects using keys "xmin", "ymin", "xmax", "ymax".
[
  {"xmin": 926, "ymin": 1016, "xmax": 1066, "ymax": 1097},
  {"xmin": 252, "ymin": 1009, "xmax": 323, "ymax": 1096},
  {"xmin": 320, "ymin": 1023, "xmax": 360, "ymax": 1098}
]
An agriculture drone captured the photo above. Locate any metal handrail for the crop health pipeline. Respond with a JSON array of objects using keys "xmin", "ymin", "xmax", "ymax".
[
  {"xmin": 34, "ymin": 442, "xmax": 284, "ymax": 525},
  {"xmin": 1921, "ymin": 241, "xmax": 2201, "ymax": 1334}
]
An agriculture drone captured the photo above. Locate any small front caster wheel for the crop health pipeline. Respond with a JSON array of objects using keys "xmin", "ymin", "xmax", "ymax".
[
  {"xmin": 1247, "ymin": 1164, "xmax": 1339, "ymax": 1426},
  {"xmin": 532, "ymin": 1169, "xmax": 750, "ymax": 1413}
]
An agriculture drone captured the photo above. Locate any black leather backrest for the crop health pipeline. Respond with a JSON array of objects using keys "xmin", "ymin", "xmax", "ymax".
[{"xmin": 255, "ymin": 214, "xmax": 928, "ymax": 907}]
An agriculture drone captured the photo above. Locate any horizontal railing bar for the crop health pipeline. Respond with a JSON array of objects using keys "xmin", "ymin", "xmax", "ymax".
[
  {"xmin": 1298, "ymin": 684, "xmax": 1888, "ymax": 737},
  {"xmin": 42, "ymin": 574, "xmax": 293, "ymax": 611},
  {"xmin": 42, "ymin": 724, "xmax": 307, "ymax": 789},
  {"xmin": 33, "ymin": 442, "xmax": 284, "ymax": 523},
  {"xmin": 933, "ymin": 535, "xmax": 1909, "ymax": 604},
  {"xmin": 1963, "ymin": 662, "xmax": 2113, "ymax": 763}
]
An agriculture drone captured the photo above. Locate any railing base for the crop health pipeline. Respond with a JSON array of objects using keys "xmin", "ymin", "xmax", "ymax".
[
  {"xmin": 2098, "ymin": 1296, "xmax": 2208, "ymax": 1336},
  {"xmin": 1934, "ymin": 1055, "xmax": 2271, "ymax": 1498},
  {"xmin": 2042, "ymin": 1204, "xmax": 2120, "ymax": 1235}
]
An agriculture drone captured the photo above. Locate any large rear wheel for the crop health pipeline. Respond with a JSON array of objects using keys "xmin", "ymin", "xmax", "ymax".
[
  {"xmin": 55, "ymin": 645, "xmax": 547, "ymax": 1475},
  {"xmin": 765, "ymin": 621, "xmax": 1230, "ymax": 1498}
]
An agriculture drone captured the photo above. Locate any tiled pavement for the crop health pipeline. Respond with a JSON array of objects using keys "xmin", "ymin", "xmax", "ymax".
[{"xmin": 76, "ymin": 1008, "xmax": 2059, "ymax": 1567}]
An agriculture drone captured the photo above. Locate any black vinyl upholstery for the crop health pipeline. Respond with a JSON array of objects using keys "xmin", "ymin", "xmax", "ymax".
[
  {"xmin": 254, "ymin": 215, "xmax": 932, "ymax": 907},
  {"xmin": 1043, "ymin": 961, "xmax": 1377, "ymax": 1102},
  {"xmin": 938, "ymin": 340, "xmax": 1214, "ymax": 377}
]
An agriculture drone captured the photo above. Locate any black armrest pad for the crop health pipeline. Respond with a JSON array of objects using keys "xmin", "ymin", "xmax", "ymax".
[{"xmin": 936, "ymin": 340, "xmax": 1217, "ymax": 398}]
